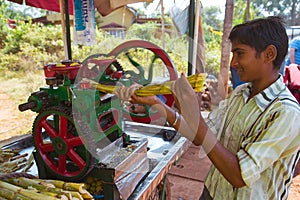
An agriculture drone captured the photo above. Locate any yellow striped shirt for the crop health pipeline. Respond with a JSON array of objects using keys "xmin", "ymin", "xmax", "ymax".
[{"xmin": 204, "ymin": 76, "xmax": 300, "ymax": 200}]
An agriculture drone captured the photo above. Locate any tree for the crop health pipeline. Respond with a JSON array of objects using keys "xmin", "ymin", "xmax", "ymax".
[
  {"xmin": 245, "ymin": 0, "xmax": 251, "ymax": 21},
  {"xmin": 233, "ymin": 0, "xmax": 259, "ymax": 25},
  {"xmin": 251, "ymin": 0, "xmax": 300, "ymax": 25},
  {"xmin": 203, "ymin": 6, "xmax": 222, "ymax": 30},
  {"xmin": 219, "ymin": 0, "xmax": 234, "ymax": 99}
]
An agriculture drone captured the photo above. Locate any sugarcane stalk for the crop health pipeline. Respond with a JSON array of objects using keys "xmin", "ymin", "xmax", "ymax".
[
  {"xmin": 0, "ymin": 149, "xmax": 20, "ymax": 155},
  {"xmin": 0, "ymin": 157, "xmax": 28, "ymax": 173},
  {"xmin": 40, "ymin": 179, "xmax": 85, "ymax": 193},
  {"xmin": 84, "ymin": 73, "xmax": 207, "ymax": 96},
  {"xmin": 0, "ymin": 151, "xmax": 14, "ymax": 162},
  {"xmin": 135, "ymin": 73, "xmax": 207, "ymax": 96},
  {"xmin": 25, "ymin": 178, "xmax": 93, "ymax": 199},
  {"xmin": 14, "ymin": 178, "xmax": 56, "ymax": 189},
  {"xmin": 23, "ymin": 178, "xmax": 93, "ymax": 199},
  {"xmin": 5, "ymin": 178, "xmax": 70, "ymax": 199},
  {"xmin": 9, "ymin": 163, "xmax": 26, "ymax": 173},
  {"xmin": 68, "ymin": 191, "xmax": 84, "ymax": 200},
  {"xmin": 0, "ymin": 149, "xmax": 21, "ymax": 163},
  {"xmin": 80, "ymin": 191, "xmax": 94, "ymax": 199},
  {"xmin": 38, "ymin": 181, "xmax": 56, "ymax": 188},
  {"xmin": 38, "ymin": 191, "xmax": 69, "ymax": 200},
  {"xmin": 0, "ymin": 181, "xmax": 58, "ymax": 200},
  {"xmin": 22, "ymin": 153, "xmax": 34, "ymax": 172},
  {"xmin": 10, "ymin": 153, "xmax": 28, "ymax": 161},
  {"xmin": 0, "ymin": 187, "xmax": 31, "ymax": 200}
]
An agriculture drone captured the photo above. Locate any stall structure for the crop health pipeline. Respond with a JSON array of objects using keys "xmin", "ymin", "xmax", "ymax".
[{"xmin": 1, "ymin": 0, "xmax": 202, "ymax": 199}]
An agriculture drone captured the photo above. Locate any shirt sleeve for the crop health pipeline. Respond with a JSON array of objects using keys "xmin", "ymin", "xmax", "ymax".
[
  {"xmin": 237, "ymin": 107, "xmax": 300, "ymax": 187},
  {"xmin": 205, "ymin": 98, "xmax": 228, "ymax": 139},
  {"xmin": 205, "ymin": 84, "xmax": 248, "ymax": 139},
  {"xmin": 290, "ymin": 38, "xmax": 300, "ymax": 50}
]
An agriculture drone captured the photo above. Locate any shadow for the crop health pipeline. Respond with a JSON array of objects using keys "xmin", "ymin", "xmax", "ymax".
[{"xmin": 293, "ymin": 160, "xmax": 300, "ymax": 178}]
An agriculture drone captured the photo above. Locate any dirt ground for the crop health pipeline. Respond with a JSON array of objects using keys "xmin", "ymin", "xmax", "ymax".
[
  {"xmin": 0, "ymin": 92, "xmax": 35, "ymax": 141},
  {"xmin": 0, "ymin": 91, "xmax": 299, "ymax": 199}
]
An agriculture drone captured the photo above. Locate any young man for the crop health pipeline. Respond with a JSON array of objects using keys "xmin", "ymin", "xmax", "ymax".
[
  {"xmin": 117, "ymin": 16, "xmax": 300, "ymax": 199},
  {"xmin": 285, "ymin": 35, "xmax": 300, "ymax": 66},
  {"xmin": 284, "ymin": 36, "xmax": 300, "ymax": 103}
]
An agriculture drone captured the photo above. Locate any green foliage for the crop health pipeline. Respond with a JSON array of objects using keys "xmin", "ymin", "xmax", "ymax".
[
  {"xmin": 0, "ymin": 0, "xmax": 40, "ymax": 49},
  {"xmin": 0, "ymin": 52, "xmax": 20, "ymax": 71},
  {"xmin": 251, "ymin": 0, "xmax": 300, "ymax": 25},
  {"xmin": 201, "ymin": 23, "xmax": 222, "ymax": 76},
  {"xmin": 3, "ymin": 20, "xmax": 33, "ymax": 54},
  {"xmin": 0, "ymin": 3, "xmax": 221, "ymax": 79},
  {"xmin": 164, "ymin": 37, "xmax": 189, "ymax": 74},
  {"xmin": 0, "ymin": 22, "xmax": 66, "ymax": 73},
  {"xmin": 233, "ymin": 0, "xmax": 260, "ymax": 25},
  {"xmin": 126, "ymin": 22, "xmax": 158, "ymax": 41},
  {"xmin": 0, "ymin": 1, "xmax": 11, "ymax": 48},
  {"xmin": 203, "ymin": 6, "xmax": 223, "ymax": 31},
  {"xmin": 21, "ymin": 24, "xmax": 63, "ymax": 53}
]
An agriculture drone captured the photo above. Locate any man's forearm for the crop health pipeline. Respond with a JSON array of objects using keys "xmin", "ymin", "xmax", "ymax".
[
  {"xmin": 188, "ymin": 117, "xmax": 246, "ymax": 188},
  {"xmin": 152, "ymin": 101, "xmax": 246, "ymax": 188},
  {"xmin": 290, "ymin": 48, "xmax": 296, "ymax": 64},
  {"xmin": 206, "ymin": 140, "xmax": 246, "ymax": 188}
]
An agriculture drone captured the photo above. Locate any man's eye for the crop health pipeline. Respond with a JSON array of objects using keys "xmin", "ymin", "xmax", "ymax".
[{"xmin": 237, "ymin": 52, "xmax": 243, "ymax": 56}]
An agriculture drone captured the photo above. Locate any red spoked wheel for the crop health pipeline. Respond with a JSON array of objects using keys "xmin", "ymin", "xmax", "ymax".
[
  {"xmin": 109, "ymin": 40, "xmax": 178, "ymax": 123},
  {"xmin": 77, "ymin": 54, "xmax": 122, "ymax": 81},
  {"xmin": 32, "ymin": 106, "xmax": 92, "ymax": 181}
]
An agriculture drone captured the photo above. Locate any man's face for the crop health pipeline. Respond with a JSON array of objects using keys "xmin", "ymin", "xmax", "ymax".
[{"xmin": 230, "ymin": 41, "xmax": 266, "ymax": 83}]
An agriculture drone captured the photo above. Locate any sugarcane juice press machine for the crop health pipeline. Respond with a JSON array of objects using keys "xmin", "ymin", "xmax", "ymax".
[{"xmin": 18, "ymin": 41, "xmax": 187, "ymax": 199}]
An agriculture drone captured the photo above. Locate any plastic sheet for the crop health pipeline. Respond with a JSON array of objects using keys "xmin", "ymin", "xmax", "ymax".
[{"xmin": 74, "ymin": 0, "xmax": 96, "ymax": 45}]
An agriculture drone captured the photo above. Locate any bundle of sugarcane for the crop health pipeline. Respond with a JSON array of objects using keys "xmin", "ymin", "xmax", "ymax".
[
  {"xmin": 0, "ymin": 149, "xmax": 30, "ymax": 173},
  {"xmin": 135, "ymin": 73, "xmax": 207, "ymax": 96},
  {"xmin": 85, "ymin": 73, "xmax": 207, "ymax": 96},
  {"xmin": 0, "ymin": 177, "xmax": 94, "ymax": 200},
  {"xmin": 0, "ymin": 149, "xmax": 20, "ymax": 163}
]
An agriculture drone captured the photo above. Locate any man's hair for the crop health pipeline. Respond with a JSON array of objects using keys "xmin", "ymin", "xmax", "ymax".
[{"xmin": 229, "ymin": 16, "xmax": 288, "ymax": 69}]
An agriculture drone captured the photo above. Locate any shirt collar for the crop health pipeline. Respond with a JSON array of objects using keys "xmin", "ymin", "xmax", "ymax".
[{"xmin": 238, "ymin": 75, "xmax": 286, "ymax": 111}]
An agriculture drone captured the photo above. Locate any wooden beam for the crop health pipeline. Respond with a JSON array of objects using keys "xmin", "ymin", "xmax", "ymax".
[{"xmin": 94, "ymin": 0, "xmax": 114, "ymax": 16}]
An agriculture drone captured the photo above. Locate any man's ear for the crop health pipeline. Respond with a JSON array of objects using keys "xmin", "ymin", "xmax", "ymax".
[{"xmin": 264, "ymin": 45, "xmax": 277, "ymax": 63}]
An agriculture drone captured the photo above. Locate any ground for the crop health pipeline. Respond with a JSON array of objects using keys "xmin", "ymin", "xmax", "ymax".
[
  {"xmin": 289, "ymin": 163, "xmax": 300, "ymax": 200},
  {"xmin": 0, "ymin": 92, "xmax": 35, "ymax": 141},
  {"xmin": 0, "ymin": 91, "xmax": 299, "ymax": 199}
]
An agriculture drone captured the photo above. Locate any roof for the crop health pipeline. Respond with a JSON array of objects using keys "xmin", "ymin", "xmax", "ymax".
[{"xmin": 286, "ymin": 26, "xmax": 300, "ymax": 39}]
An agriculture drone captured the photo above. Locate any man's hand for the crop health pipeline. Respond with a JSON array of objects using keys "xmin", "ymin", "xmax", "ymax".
[
  {"xmin": 114, "ymin": 83, "xmax": 142, "ymax": 101},
  {"xmin": 114, "ymin": 83, "xmax": 162, "ymax": 107},
  {"xmin": 171, "ymin": 74, "xmax": 203, "ymax": 140}
]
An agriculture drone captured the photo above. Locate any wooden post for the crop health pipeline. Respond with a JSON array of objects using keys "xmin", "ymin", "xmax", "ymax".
[
  {"xmin": 191, "ymin": 0, "xmax": 200, "ymax": 74},
  {"xmin": 161, "ymin": 0, "xmax": 165, "ymax": 50},
  {"xmin": 188, "ymin": 0, "xmax": 195, "ymax": 76},
  {"xmin": 59, "ymin": 0, "xmax": 72, "ymax": 60},
  {"xmin": 195, "ymin": 4, "xmax": 206, "ymax": 73},
  {"xmin": 59, "ymin": 0, "xmax": 68, "ymax": 60}
]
